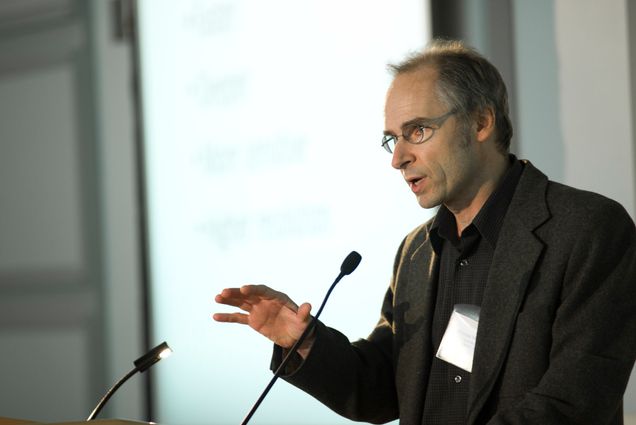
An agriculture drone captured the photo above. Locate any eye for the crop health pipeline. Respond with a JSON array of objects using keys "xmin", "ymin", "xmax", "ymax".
[
  {"xmin": 403, "ymin": 125, "xmax": 425, "ymax": 143},
  {"xmin": 410, "ymin": 125, "xmax": 436, "ymax": 144},
  {"xmin": 411, "ymin": 126, "xmax": 425, "ymax": 141}
]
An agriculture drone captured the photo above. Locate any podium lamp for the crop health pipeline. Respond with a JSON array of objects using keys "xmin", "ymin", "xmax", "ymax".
[{"xmin": 87, "ymin": 342, "xmax": 172, "ymax": 421}]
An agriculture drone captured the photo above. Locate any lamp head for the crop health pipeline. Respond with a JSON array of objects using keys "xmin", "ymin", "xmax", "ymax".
[{"xmin": 134, "ymin": 341, "xmax": 172, "ymax": 373}]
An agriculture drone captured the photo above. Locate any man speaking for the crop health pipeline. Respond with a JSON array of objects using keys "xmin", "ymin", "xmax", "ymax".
[{"xmin": 214, "ymin": 39, "xmax": 636, "ymax": 424}]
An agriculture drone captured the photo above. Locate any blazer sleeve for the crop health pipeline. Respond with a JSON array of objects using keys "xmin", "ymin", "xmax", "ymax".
[
  {"xmin": 488, "ymin": 199, "xmax": 636, "ymax": 424},
  {"xmin": 271, "ymin": 318, "xmax": 398, "ymax": 423},
  {"xmin": 269, "ymin": 237, "xmax": 413, "ymax": 424}
]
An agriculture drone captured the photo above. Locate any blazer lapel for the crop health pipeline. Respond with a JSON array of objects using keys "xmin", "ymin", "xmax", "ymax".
[{"xmin": 466, "ymin": 162, "xmax": 551, "ymax": 424}]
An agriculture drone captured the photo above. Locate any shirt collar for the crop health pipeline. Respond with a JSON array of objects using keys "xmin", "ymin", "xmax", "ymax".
[{"xmin": 430, "ymin": 155, "xmax": 524, "ymax": 253}]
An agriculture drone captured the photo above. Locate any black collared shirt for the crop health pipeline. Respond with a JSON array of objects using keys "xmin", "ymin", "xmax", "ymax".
[{"xmin": 422, "ymin": 156, "xmax": 524, "ymax": 424}]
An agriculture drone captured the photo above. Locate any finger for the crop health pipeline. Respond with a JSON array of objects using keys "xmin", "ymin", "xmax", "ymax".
[
  {"xmin": 240, "ymin": 284, "xmax": 274, "ymax": 297},
  {"xmin": 216, "ymin": 287, "xmax": 262, "ymax": 308},
  {"xmin": 215, "ymin": 288, "xmax": 243, "ymax": 303},
  {"xmin": 241, "ymin": 284, "xmax": 290, "ymax": 301},
  {"xmin": 237, "ymin": 285, "xmax": 273, "ymax": 305},
  {"xmin": 212, "ymin": 312, "xmax": 249, "ymax": 324},
  {"xmin": 215, "ymin": 293, "xmax": 253, "ymax": 310},
  {"xmin": 297, "ymin": 302, "xmax": 312, "ymax": 322},
  {"xmin": 242, "ymin": 285, "xmax": 299, "ymax": 310}
]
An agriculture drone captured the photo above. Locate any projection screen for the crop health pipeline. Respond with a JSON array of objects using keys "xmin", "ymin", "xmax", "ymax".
[{"xmin": 137, "ymin": 1, "xmax": 432, "ymax": 423}]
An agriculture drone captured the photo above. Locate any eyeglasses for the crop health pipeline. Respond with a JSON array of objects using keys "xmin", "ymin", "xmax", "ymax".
[{"xmin": 381, "ymin": 109, "xmax": 457, "ymax": 154}]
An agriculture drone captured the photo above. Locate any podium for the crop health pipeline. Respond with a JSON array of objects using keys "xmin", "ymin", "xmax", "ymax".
[{"xmin": 0, "ymin": 419, "xmax": 153, "ymax": 425}]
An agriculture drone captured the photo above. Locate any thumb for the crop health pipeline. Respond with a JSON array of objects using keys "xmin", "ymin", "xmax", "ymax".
[{"xmin": 297, "ymin": 302, "xmax": 312, "ymax": 322}]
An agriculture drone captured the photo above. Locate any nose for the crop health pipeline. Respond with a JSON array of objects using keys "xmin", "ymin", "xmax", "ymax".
[{"xmin": 391, "ymin": 140, "xmax": 413, "ymax": 170}]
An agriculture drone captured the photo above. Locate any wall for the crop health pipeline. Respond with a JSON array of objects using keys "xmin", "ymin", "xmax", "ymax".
[
  {"xmin": 554, "ymin": 0, "xmax": 635, "ymax": 216},
  {"xmin": 0, "ymin": 0, "xmax": 105, "ymax": 420},
  {"xmin": 0, "ymin": 0, "xmax": 145, "ymax": 421},
  {"xmin": 90, "ymin": 0, "xmax": 145, "ymax": 418}
]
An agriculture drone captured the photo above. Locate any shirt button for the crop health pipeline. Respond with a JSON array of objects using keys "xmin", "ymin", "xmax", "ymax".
[
  {"xmin": 454, "ymin": 375, "xmax": 462, "ymax": 383},
  {"xmin": 459, "ymin": 259, "xmax": 469, "ymax": 267}
]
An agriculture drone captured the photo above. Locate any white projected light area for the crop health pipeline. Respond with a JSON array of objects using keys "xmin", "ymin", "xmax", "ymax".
[{"xmin": 138, "ymin": 1, "xmax": 431, "ymax": 424}]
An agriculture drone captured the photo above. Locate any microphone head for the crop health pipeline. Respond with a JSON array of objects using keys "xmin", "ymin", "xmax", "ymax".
[{"xmin": 340, "ymin": 251, "xmax": 362, "ymax": 275}]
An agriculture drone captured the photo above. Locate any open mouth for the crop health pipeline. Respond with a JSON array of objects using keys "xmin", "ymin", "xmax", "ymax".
[{"xmin": 407, "ymin": 176, "xmax": 425, "ymax": 191}]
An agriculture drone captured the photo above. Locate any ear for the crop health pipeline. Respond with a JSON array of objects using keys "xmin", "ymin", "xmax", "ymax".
[{"xmin": 475, "ymin": 107, "xmax": 496, "ymax": 143}]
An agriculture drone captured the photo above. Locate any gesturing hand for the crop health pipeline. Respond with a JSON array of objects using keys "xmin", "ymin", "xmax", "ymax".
[{"xmin": 213, "ymin": 284, "xmax": 313, "ymax": 350}]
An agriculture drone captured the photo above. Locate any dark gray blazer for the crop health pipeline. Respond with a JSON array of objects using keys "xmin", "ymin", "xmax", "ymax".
[{"xmin": 277, "ymin": 161, "xmax": 636, "ymax": 424}]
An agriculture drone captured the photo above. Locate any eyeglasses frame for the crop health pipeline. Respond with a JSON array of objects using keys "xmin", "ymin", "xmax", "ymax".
[{"xmin": 381, "ymin": 108, "xmax": 458, "ymax": 153}]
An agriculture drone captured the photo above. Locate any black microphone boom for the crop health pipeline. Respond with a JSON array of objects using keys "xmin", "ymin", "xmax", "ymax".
[{"xmin": 240, "ymin": 251, "xmax": 362, "ymax": 425}]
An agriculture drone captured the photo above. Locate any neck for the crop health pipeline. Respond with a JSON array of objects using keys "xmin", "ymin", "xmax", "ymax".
[{"xmin": 446, "ymin": 153, "xmax": 510, "ymax": 235}]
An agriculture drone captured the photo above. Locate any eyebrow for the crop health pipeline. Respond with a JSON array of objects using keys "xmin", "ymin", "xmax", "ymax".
[{"xmin": 383, "ymin": 116, "xmax": 437, "ymax": 136}]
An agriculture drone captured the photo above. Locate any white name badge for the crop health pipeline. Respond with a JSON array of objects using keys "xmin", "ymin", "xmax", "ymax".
[{"xmin": 435, "ymin": 304, "xmax": 480, "ymax": 372}]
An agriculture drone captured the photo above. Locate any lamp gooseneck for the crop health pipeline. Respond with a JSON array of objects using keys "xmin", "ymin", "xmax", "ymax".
[{"xmin": 87, "ymin": 341, "xmax": 172, "ymax": 421}]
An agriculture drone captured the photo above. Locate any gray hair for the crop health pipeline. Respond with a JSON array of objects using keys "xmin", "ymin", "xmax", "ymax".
[{"xmin": 388, "ymin": 39, "xmax": 513, "ymax": 152}]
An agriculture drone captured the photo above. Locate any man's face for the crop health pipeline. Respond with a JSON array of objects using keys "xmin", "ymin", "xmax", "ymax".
[{"xmin": 384, "ymin": 68, "xmax": 479, "ymax": 210}]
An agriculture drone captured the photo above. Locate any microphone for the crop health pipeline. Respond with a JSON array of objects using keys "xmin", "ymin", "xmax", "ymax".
[
  {"xmin": 340, "ymin": 250, "xmax": 362, "ymax": 276},
  {"xmin": 240, "ymin": 251, "xmax": 362, "ymax": 425}
]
